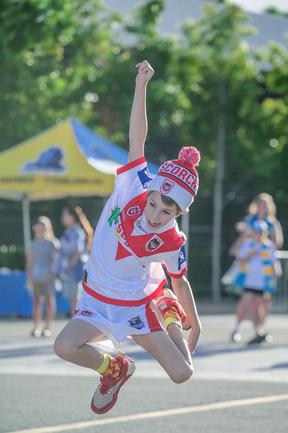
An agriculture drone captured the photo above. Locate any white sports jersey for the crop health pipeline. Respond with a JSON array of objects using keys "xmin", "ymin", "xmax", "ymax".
[{"xmin": 85, "ymin": 157, "xmax": 187, "ymax": 305}]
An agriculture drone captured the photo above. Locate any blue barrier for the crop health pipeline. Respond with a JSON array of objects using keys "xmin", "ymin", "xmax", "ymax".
[{"xmin": 0, "ymin": 270, "xmax": 70, "ymax": 317}]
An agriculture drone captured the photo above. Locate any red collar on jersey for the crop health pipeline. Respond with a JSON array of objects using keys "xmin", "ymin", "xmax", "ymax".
[{"xmin": 120, "ymin": 192, "xmax": 186, "ymax": 257}]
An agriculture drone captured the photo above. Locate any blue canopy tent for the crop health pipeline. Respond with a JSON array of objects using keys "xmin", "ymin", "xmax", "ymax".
[{"xmin": 70, "ymin": 118, "xmax": 159, "ymax": 175}]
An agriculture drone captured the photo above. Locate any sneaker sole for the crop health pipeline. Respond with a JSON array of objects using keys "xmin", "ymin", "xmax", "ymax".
[{"xmin": 91, "ymin": 360, "xmax": 136, "ymax": 415}]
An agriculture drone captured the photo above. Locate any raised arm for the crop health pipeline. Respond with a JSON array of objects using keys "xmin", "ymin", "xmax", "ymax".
[{"xmin": 128, "ymin": 60, "xmax": 154, "ymax": 162}]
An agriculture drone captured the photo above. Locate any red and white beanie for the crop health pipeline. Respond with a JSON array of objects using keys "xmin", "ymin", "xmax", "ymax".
[{"xmin": 148, "ymin": 146, "xmax": 200, "ymax": 212}]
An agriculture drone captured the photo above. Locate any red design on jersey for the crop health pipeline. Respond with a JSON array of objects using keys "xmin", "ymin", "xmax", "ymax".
[
  {"xmin": 162, "ymin": 263, "xmax": 187, "ymax": 279},
  {"xmin": 126, "ymin": 205, "xmax": 142, "ymax": 217},
  {"xmin": 115, "ymin": 242, "xmax": 132, "ymax": 260}
]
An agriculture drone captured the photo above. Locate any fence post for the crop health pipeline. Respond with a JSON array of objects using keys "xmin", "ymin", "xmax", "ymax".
[{"xmin": 22, "ymin": 194, "xmax": 31, "ymax": 255}]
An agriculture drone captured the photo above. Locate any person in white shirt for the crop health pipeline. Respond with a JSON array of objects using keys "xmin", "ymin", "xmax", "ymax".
[{"xmin": 54, "ymin": 60, "xmax": 201, "ymax": 415}]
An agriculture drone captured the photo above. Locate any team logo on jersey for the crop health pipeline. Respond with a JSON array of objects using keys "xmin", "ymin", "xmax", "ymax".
[
  {"xmin": 128, "ymin": 316, "xmax": 145, "ymax": 329},
  {"xmin": 160, "ymin": 179, "xmax": 175, "ymax": 195},
  {"xmin": 126, "ymin": 205, "xmax": 141, "ymax": 217},
  {"xmin": 137, "ymin": 167, "xmax": 152, "ymax": 189},
  {"xmin": 108, "ymin": 206, "xmax": 121, "ymax": 226},
  {"xmin": 178, "ymin": 245, "xmax": 186, "ymax": 270},
  {"xmin": 145, "ymin": 234, "xmax": 164, "ymax": 252}
]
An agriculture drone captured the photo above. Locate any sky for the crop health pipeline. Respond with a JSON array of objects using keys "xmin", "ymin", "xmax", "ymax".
[
  {"xmin": 232, "ymin": 0, "xmax": 288, "ymax": 13},
  {"xmin": 106, "ymin": 1, "xmax": 288, "ymax": 15}
]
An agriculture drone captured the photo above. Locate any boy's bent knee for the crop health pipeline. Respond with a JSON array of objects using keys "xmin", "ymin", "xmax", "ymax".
[
  {"xmin": 170, "ymin": 365, "xmax": 194, "ymax": 384},
  {"xmin": 54, "ymin": 336, "xmax": 76, "ymax": 361}
]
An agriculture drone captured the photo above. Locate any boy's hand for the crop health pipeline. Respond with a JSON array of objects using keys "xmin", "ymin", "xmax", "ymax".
[
  {"xmin": 135, "ymin": 60, "xmax": 154, "ymax": 86},
  {"xmin": 188, "ymin": 324, "xmax": 201, "ymax": 353}
]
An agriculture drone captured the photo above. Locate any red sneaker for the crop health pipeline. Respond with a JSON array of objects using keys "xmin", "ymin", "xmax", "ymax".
[
  {"xmin": 155, "ymin": 289, "xmax": 188, "ymax": 329},
  {"xmin": 91, "ymin": 353, "xmax": 135, "ymax": 415}
]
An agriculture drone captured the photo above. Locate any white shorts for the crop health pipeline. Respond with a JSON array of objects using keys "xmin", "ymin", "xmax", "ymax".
[{"xmin": 73, "ymin": 292, "xmax": 163, "ymax": 346}]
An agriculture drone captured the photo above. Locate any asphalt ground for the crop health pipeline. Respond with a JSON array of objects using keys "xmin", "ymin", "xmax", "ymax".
[{"xmin": 0, "ymin": 314, "xmax": 287, "ymax": 433}]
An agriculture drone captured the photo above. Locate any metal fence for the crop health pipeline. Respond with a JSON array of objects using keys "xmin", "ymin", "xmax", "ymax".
[
  {"xmin": 274, "ymin": 251, "xmax": 288, "ymax": 313},
  {"xmin": 0, "ymin": 197, "xmax": 287, "ymax": 304}
]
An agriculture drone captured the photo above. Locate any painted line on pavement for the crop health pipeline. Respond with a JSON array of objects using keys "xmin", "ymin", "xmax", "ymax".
[{"xmin": 8, "ymin": 393, "xmax": 288, "ymax": 433}]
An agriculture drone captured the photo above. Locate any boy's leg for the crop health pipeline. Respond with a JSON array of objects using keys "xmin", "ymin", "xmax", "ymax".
[
  {"xmin": 152, "ymin": 289, "xmax": 191, "ymax": 360},
  {"xmin": 54, "ymin": 318, "xmax": 105, "ymax": 369},
  {"xmin": 54, "ymin": 319, "xmax": 135, "ymax": 415},
  {"xmin": 133, "ymin": 330, "xmax": 193, "ymax": 384},
  {"xmin": 152, "ymin": 290, "xmax": 191, "ymax": 363},
  {"xmin": 166, "ymin": 323, "xmax": 192, "ymax": 364}
]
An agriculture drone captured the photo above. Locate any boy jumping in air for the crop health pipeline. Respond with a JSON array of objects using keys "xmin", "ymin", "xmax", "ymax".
[{"xmin": 54, "ymin": 60, "xmax": 202, "ymax": 415}]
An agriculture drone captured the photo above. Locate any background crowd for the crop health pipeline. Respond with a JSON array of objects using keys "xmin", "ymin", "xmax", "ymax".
[{"xmin": 27, "ymin": 191, "xmax": 284, "ymax": 344}]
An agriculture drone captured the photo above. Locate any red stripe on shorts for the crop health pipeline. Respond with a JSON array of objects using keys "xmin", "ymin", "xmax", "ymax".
[
  {"xmin": 145, "ymin": 302, "xmax": 163, "ymax": 333},
  {"xmin": 82, "ymin": 280, "xmax": 167, "ymax": 307}
]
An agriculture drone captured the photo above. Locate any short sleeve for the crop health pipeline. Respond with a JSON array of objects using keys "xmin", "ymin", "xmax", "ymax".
[
  {"xmin": 162, "ymin": 245, "xmax": 187, "ymax": 279},
  {"xmin": 115, "ymin": 157, "xmax": 153, "ymax": 196}
]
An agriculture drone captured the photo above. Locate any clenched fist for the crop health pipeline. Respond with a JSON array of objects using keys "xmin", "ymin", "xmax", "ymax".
[{"xmin": 135, "ymin": 60, "xmax": 154, "ymax": 86}]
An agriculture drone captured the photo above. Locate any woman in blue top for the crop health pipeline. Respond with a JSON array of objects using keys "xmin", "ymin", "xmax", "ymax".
[{"xmin": 27, "ymin": 216, "xmax": 59, "ymax": 337}]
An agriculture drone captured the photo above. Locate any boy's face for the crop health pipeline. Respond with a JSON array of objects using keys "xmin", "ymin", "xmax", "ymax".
[{"xmin": 144, "ymin": 191, "xmax": 179, "ymax": 230}]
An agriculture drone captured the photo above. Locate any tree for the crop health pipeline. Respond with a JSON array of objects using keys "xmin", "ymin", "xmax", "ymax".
[
  {"xmin": 0, "ymin": 0, "xmax": 118, "ymax": 150},
  {"xmin": 1, "ymin": 0, "xmax": 287, "ymax": 293},
  {"xmin": 98, "ymin": 0, "xmax": 191, "ymax": 162},
  {"xmin": 174, "ymin": 0, "xmax": 270, "ymax": 300},
  {"xmin": 258, "ymin": 43, "xmax": 288, "ymax": 198}
]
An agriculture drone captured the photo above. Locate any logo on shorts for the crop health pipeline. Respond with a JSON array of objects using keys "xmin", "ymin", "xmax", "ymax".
[
  {"xmin": 137, "ymin": 167, "xmax": 152, "ymax": 189},
  {"xmin": 128, "ymin": 316, "xmax": 145, "ymax": 329},
  {"xmin": 126, "ymin": 205, "xmax": 141, "ymax": 217},
  {"xmin": 160, "ymin": 179, "xmax": 175, "ymax": 195},
  {"xmin": 78, "ymin": 310, "xmax": 96, "ymax": 317},
  {"xmin": 145, "ymin": 234, "xmax": 164, "ymax": 252}
]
